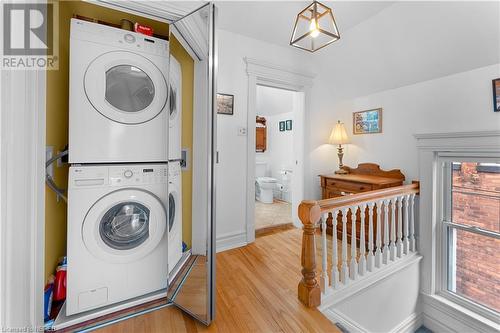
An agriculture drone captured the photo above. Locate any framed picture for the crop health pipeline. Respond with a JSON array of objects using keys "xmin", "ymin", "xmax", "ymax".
[
  {"xmin": 217, "ymin": 93, "xmax": 234, "ymax": 115},
  {"xmin": 285, "ymin": 119, "xmax": 292, "ymax": 131},
  {"xmin": 353, "ymin": 108, "xmax": 382, "ymax": 134},
  {"xmin": 493, "ymin": 78, "xmax": 500, "ymax": 112},
  {"xmin": 279, "ymin": 121, "xmax": 286, "ymax": 131}
]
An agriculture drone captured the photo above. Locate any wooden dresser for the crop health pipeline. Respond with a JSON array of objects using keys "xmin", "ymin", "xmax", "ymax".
[{"xmin": 319, "ymin": 163, "xmax": 405, "ymax": 244}]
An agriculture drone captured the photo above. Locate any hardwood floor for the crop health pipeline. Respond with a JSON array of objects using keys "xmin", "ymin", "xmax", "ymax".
[{"xmin": 96, "ymin": 228, "xmax": 339, "ymax": 333}]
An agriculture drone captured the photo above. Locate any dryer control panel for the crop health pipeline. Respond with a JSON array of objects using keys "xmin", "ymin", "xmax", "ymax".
[
  {"xmin": 71, "ymin": 19, "xmax": 169, "ymax": 57},
  {"xmin": 69, "ymin": 164, "xmax": 167, "ymax": 188}
]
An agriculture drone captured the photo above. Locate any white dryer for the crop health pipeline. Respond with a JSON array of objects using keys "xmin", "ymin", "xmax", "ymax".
[
  {"xmin": 69, "ymin": 19, "xmax": 169, "ymax": 164},
  {"xmin": 168, "ymin": 55, "xmax": 182, "ymax": 161},
  {"xmin": 168, "ymin": 161, "xmax": 183, "ymax": 272},
  {"xmin": 67, "ymin": 164, "xmax": 169, "ymax": 315}
]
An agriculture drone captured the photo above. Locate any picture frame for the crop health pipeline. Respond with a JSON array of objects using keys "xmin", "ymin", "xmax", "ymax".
[
  {"xmin": 279, "ymin": 121, "xmax": 286, "ymax": 132},
  {"xmin": 217, "ymin": 93, "xmax": 234, "ymax": 115},
  {"xmin": 353, "ymin": 108, "xmax": 383, "ymax": 134},
  {"xmin": 285, "ymin": 119, "xmax": 292, "ymax": 131},
  {"xmin": 493, "ymin": 78, "xmax": 500, "ymax": 112}
]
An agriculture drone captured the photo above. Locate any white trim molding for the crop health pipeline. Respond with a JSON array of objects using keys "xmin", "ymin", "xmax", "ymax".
[
  {"xmin": 216, "ymin": 231, "xmax": 247, "ymax": 253},
  {"xmin": 416, "ymin": 131, "xmax": 500, "ymax": 333},
  {"xmin": 244, "ymin": 58, "xmax": 315, "ymax": 244},
  {"xmin": 0, "ymin": 68, "xmax": 46, "ymax": 330}
]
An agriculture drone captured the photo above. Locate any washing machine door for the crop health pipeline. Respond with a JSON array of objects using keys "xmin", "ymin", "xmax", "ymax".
[
  {"xmin": 84, "ymin": 51, "xmax": 168, "ymax": 124},
  {"xmin": 82, "ymin": 188, "xmax": 167, "ymax": 263}
]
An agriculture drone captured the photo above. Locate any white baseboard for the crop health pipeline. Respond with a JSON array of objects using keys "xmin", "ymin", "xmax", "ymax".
[
  {"xmin": 390, "ymin": 312, "xmax": 424, "ymax": 333},
  {"xmin": 216, "ymin": 231, "xmax": 247, "ymax": 253},
  {"xmin": 322, "ymin": 308, "xmax": 369, "ymax": 333},
  {"xmin": 324, "ymin": 309, "xmax": 423, "ymax": 333}
]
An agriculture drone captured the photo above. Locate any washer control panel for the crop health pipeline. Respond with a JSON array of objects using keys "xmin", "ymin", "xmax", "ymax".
[
  {"xmin": 69, "ymin": 165, "xmax": 167, "ymax": 188},
  {"xmin": 109, "ymin": 165, "xmax": 167, "ymax": 186}
]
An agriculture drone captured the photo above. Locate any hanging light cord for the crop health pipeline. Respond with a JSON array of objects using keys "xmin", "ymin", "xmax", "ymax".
[{"xmin": 46, "ymin": 150, "xmax": 68, "ymax": 203}]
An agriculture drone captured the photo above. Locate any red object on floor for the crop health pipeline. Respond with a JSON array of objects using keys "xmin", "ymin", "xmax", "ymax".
[
  {"xmin": 134, "ymin": 23, "xmax": 153, "ymax": 36},
  {"xmin": 53, "ymin": 265, "xmax": 66, "ymax": 302}
]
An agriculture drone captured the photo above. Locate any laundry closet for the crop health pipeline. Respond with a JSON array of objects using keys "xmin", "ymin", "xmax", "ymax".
[{"xmin": 44, "ymin": 1, "xmax": 216, "ymax": 330}]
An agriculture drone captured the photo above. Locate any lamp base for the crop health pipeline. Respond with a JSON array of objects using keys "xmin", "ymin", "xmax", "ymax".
[{"xmin": 334, "ymin": 168, "xmax": 348, "ymax": 175}]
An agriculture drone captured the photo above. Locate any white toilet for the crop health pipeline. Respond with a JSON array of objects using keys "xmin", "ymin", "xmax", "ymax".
[{"xmin": 255, "ymin": 162, "xmax": 277, "ymax": 204}]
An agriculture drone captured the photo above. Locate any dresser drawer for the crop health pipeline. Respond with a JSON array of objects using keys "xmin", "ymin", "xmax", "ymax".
[{"xmin": 325, "ymin": 179, "xmax": 372, "ymax": 193}]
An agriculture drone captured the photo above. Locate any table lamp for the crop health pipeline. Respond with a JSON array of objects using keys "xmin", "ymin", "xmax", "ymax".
[{"xmin": 329, "ymin": 120, "xmax": 350, "ymax": 174}]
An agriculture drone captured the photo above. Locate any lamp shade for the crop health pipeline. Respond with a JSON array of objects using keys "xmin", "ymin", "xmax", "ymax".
[
  {"xmin": 290, "ymin": 1, "xmax": 340, "ymax": 52},
  {"xmin": 329, "ymin": 121, "xmax": 350, "ymax": 145}
]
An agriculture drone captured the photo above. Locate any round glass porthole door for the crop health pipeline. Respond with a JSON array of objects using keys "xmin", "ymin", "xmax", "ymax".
[
  {"xmin": 105, "ymin": 66, "xmax": 155, "ymax": 113},
  {"xmin": 168, "ymin": 193, "xmax": 176, "ymax": 232},
  {"xmin": 82, "ymin": 189, "xmax": 167, "ymax": 263},
  {"xmin": 99, "ymin": 202, "xmax": 150, "ymax": 250},
  {"xmin": 84, "ymin": 51, "xmax": 168, "ymax": 124}
]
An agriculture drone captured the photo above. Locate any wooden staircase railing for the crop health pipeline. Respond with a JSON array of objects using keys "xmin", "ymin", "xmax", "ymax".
[{"xmin": 298, "ymin": 182, "xmax": 420, "ymax": 307}]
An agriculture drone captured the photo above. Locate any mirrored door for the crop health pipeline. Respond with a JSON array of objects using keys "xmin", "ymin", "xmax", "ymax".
[{"xmin": 166, "ymin": 3, "xmax": 216, "ymax": 325}]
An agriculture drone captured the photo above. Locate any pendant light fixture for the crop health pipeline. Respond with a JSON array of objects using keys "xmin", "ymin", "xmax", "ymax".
[{"xmin": 290, "ymin": 1, "xmax": 340, "ymax": 52}]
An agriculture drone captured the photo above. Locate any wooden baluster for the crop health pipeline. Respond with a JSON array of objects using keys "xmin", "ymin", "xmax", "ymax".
[
  {"xmin": 367, "ymin": 202, "xmax": 375, "ymax": 271},
  {"xmin": 358, "ymin": 203, "xmax": 367, "ymax": 275},
  {"xmin": 341, "ymin": 207, "xmax": 349, "ymax": 284},
  {"xmin": 396, "ymin": 196, "xmax": 403, "ymax": 258},
  {"xmin": 375, "ymin": 201, "xmax": 383, "ymax": 268},
  {"xmin": 331, "ymin": 210, "xmax": 340, "ymax": 289},
  {"xmin": 298, "ymin": 201, "xmax": 321, "ymax": 307},
  {"xmin": 349, "ymin": 206, "xmax": 358, "ymax": 280},
  {"xmin": 403, "ymin": 194, "xmax": 410, "ymax": 254},
  {"xmin": 320, "ymin": 216, "xmax": 329, "ymax": 293},
  {"xmin": 389, "ymin": 198, "xmax": 397, "ymax": 261},
  {"xmin": 409, "ymin": 193, "xmax": 416, "ymax": 252},
  {"xmin": 382, "ymin": 200, "xmax": 390, "ymax": 264}
]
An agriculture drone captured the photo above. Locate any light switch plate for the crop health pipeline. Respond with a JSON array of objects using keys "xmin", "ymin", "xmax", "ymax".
[{"xmin": 238, "ymin": 127, "xmax": 247, "ymax": 136}]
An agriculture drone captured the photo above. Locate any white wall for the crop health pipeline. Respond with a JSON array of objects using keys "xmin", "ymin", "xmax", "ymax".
[
  {"xmin": 307, "ymin": 63, "xmax": 500, "ymax": 199},
  {"xmin": 256, "ymin": 111, "xmax": 294, "ymax": 180},
  {"xmin": 215, "ymin": 29, "xmax": 314, "ymax": 250}
]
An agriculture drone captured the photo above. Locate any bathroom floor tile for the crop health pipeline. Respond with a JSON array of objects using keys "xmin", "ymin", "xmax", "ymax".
[{"xmin": 255, "ymin": 200, "xmax": 292, "ymax": 230}]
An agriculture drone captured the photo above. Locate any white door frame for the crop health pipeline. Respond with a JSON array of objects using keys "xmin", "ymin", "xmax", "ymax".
[
  {"xmin": 0, "ymin": 1, "xmax": 206, "ymax": 329},
  {"xmin": 244, "ymin": 57, "xmax": 314, "ymax": 243}
]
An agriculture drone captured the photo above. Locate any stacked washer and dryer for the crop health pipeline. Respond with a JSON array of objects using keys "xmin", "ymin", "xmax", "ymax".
[{"xmin": 66, "ymin": 19, "xmax": 183, "ymax": 315}]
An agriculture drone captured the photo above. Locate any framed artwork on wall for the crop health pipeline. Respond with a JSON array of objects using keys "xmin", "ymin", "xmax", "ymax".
[
  {"xmin": 285, "ymin": 119, "xmax": 292, "ymax": 131},
  {"xmin": 353, "ymin": 108, "xmax": 382, "ymax": 134},
  {"xmin": 279, "ymin": 121, "xmax": 286, "ymax": 131},
  {"xmin": 217, "ymin": 93, "xmax": 234, "ymax": 115},
  {"xmin": 493, "ymin": 78, "xmax": 500, "ymax": 112}
]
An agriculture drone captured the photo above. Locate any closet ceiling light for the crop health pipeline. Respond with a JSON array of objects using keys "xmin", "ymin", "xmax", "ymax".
[{"xmin": 290, "ymin": 1, "xmax": 340, "ymax": 52}]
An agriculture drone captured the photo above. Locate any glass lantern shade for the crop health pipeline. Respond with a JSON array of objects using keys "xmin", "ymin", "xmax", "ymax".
[{"xmin": 290, "ymin": 1, "xmax": 340, "ymax": 52}]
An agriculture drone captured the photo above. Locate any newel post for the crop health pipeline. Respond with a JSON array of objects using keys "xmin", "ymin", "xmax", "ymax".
[{"xmin": 298, "ymin": 201, "xmax": 321, "ymax": 307}]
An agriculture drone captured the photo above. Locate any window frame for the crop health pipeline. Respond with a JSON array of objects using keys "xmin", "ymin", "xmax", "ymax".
[{"xmin": 437, "ymin": 152, "xmax": 500, "ymax": 323}]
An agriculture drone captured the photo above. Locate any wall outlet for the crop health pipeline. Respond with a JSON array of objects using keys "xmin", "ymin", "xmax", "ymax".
[{"xmin": 238, "ymin": 126, "xmax": 247, "ymax": 136}]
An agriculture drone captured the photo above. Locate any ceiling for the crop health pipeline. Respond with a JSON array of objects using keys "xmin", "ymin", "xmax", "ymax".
[
  {"xmin": 217, "ymin": 1, "xmax": 500, "ymax": 99},
  {"xmin": 216, "ymin": 1, "xmax": 395, "ymax": 47}
]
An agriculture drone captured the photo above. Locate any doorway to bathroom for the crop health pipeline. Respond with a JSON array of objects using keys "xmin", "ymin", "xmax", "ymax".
[{"xmin": 254, "ymin": 85, "xmax": 301, "ymax": 234}]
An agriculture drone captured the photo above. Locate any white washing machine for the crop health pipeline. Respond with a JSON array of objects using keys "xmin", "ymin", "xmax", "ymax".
[
  {"xmin": 69, "ymin": 19, "xmax": 169, "ymax": 164},
  {"xmin": 169, "ymin": 55, "xmax": 182, "ymax": 161},
  {"xmin": 168, "ymin": 161, "xmax": 183, "ymax": 272},
  {"xmin": 67, "ymin": 164, "xmax": 169, "ymax": 315}
]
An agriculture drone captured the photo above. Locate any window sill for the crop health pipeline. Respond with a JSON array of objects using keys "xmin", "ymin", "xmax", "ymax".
[{"xmin": 421, "ymin": 293, "xmax": 499, "ymax": 332}]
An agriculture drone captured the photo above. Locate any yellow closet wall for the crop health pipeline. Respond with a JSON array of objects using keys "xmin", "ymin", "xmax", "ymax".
[
  {"xmin": 169, "ymin": 36, "xmax": 194, "ymax": 250},
  {"xmin": 45, "ymin": 0, "xmax": 193, "ymax": 280}
]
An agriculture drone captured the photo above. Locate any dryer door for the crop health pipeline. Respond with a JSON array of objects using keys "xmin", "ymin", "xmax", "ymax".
[
  {"xmin": 84, "ymin": 51, "xmax": 168, "ymax": 124},
  {"xmin": 82, "ymin": 189, "xmax": 167, "ymax": 264}
]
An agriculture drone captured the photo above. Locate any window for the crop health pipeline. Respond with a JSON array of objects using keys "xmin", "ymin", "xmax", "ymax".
[{"xmin": 440, "ymin": 157, "xmax": 500, "ymax": 319}]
